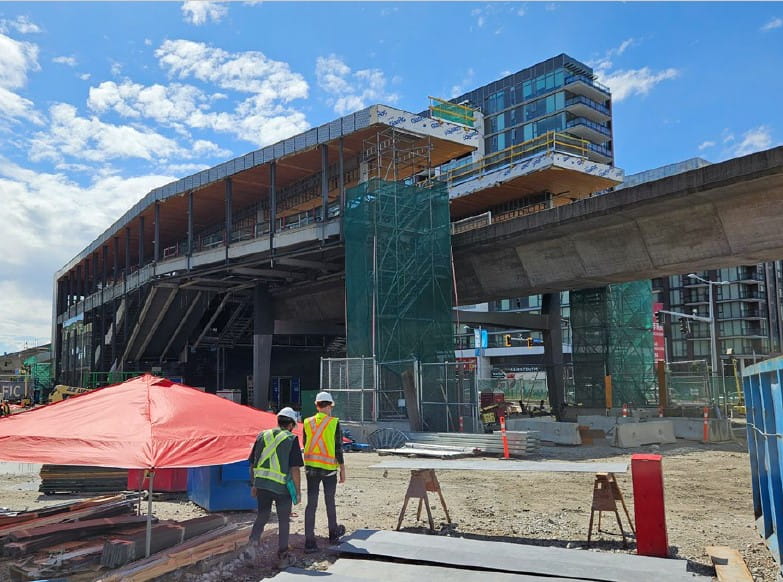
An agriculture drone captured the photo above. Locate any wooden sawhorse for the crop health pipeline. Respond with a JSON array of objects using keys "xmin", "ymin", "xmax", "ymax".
[
  {"xmin": 395, "ymin": 469, "xmax": 452, "ymax": 531},
  {"xmin": 587, "ymin": 472, "xmax": 635, "ymax": 547}
]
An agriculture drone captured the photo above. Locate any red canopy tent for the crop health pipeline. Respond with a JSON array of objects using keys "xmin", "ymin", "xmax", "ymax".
[{"xmin": 0, "ymin": 374, "xmax": 303, "ymax": 555}]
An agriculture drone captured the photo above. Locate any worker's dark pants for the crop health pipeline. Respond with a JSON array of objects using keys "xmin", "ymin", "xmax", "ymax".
[
  {"xmin": 304, "ymin": 472, "xmax": 338, "ymax": 543},
  {"xmin": 250, "ymin": 487, "xmax": 292, "ymax": 552}
]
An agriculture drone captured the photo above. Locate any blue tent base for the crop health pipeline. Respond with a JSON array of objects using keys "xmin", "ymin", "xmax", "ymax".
[{"xmin": 187, "ymin": 460, "xmax": 256, "ymax": 512}]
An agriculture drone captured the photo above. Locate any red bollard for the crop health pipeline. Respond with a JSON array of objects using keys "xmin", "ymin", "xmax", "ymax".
[
  {"xmin": 500, "ymin": 415, "xmax": 510, "ymax": 459},
  {"xmin": 631, "ymin": 453, "xmax": 668, "ymax": 557},
  {"xmin": 622, "ymin": 403, "xmax": 628, "ymax": 418},
  {"xmin": 702, "ymin": 406, "xmax": 709, "ymax": 443}
]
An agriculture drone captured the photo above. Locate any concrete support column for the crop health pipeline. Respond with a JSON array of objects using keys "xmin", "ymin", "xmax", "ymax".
[
  {"xmin": 338, "ymin": 138, "xmax": 345, "ymax": 240},
  {"xmin": 542, "ymin": 292, "xmax": 565, "ymax": 419},
  {"xmin": 252, "ymin": 284, "xmax": 274, "ymax": 410},
  {"xmin": 125, "ymin": 228, "xmax": 131, "ymax": 280},
  {"xmin": 321, "ymin": 144, "xmax": 328, "ymax": 241}
]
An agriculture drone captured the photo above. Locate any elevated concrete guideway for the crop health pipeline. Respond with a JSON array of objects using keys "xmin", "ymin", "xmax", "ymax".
[{"xmin": 452, "ymin": 146, "xmax": 783, "ymax": 305}]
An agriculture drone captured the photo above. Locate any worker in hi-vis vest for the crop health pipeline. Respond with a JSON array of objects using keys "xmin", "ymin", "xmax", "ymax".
[
  {"xmin": 247, "ymin": 407, "xmax": 303, "ymax": 567},
  {"xmin": 303, "ymin": 391, "xmax": 346, "ymax": 552}
]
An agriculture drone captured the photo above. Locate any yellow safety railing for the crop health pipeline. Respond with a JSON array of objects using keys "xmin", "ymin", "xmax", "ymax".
[
  {"xmin": 441, "ymin": 131, "xmax": 590, "ymax": 186},
  {"xmin": 429, "ymin": 96, "xmax": 476, "ymax": 127}
]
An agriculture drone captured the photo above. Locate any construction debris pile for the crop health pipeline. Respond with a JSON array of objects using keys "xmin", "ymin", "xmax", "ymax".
[
  {"xmin": 1, "ymin": 494, "xmax": 242, "ymax": 581},
  {"xmin": 39, "ymin": 464, "xmax": 128, "ymax": 495}
]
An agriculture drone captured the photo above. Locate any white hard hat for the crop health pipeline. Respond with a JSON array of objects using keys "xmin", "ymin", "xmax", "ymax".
[
  {"xmin": 277, "ymin": 407, "xmax": 298, "ymax": 422},
  {"xmin": 315, "ymin": 391, "xmax": 334, "ymax": 404}
]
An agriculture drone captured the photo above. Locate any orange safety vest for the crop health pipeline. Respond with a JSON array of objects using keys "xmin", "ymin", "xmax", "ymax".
[{"xmin": 303, "ymin": 412, "xmax": 339, "ymax": 470}]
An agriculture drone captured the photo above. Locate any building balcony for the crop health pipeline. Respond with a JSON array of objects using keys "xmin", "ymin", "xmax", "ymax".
[
  {"xmin": 565, "ymin": 117, "xmax": 611, "ymax": 143},
  {"xmin": 585, "ymin": 142, "xmax": 613, "ymax": 164},
  {"xmin": 563, "ymin": 74, "xmax": 611, "ymax": 103},
  {"xmin": 565, "ymin": 95, "xmax": 611, "ymax": 123}
]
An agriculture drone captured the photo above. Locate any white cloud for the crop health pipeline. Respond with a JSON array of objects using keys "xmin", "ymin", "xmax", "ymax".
[
  {"xmin": 0, "ymin": 16, "xmax": 41, "ymax": 35},
  {"xmin": 590, "ymin": 40, "xmax": 680, "ymax": 102},
  {"xmin": 761, "ymin": 17, "xmax": 782, "ymax": 32},
  {"xmin": 79, "ymin": 73, "xmax": 91, "ymax": 81},
  {"xmin": 29, "ymin": 103, "xmax": 187, "ymax": 164},
  {"xmin": 598, "ymin": 67, "xmax": 680, "ymax": 101},
  {"xmin": 316, "ymin": 54, "xmax": 398, "ymax": 115},
  {"xmin": 181, "ymin": 1, "xmax": 228, "ymax": 25},
  {"xmin": 0, "ymin": 159, "xmax": 174, "ymax": 351},
  {"xmin": 471, "ymin": 8, "xmax": 486, "ymax": 28},
  {"xmin": 0, "ymin": 33, "xmax": 40, "ymax": 90},
  {"xmin": 87, "ymin": 42, "xmax": 311, "ymax": 147},
  {"xmin": 156, "ymin": 39, "xmax": 308, "ymax": 100},
  {"xmin": 733, "ymin": 126, "xmax": 773, "ymax": 156},
  {"xmin": 110, "ymin": 60, "xmax": 123, "ymax": 77},
  {"xmin": 698, "ymin": 140, "xmax": 715, "ymax": 151},
  {"xmin": 53, "ymin": 55, "xmax": 77, "ymax": 67}
]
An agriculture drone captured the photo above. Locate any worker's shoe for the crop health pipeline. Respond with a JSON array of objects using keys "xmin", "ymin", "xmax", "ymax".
[
  {"xmin": 276, "ymin": 549, "xmax": 296, "ymax": 569},
  {"xmin": 304, "ymin": 539, "xmax": 318, "ymax": 553},
  {"xmin": 328, "ymin": 524, "xmax": 346, "ymax": 544}
]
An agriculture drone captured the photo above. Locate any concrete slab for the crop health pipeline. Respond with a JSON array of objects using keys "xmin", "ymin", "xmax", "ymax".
[
  {"xmin": 612, "ymin": 421, "xmax": 677, "ymax": 448},
  {"xmin": 504, "ymin": 419, "xmax": 582, "ymax": 445},
  {"xmin": 369, "ymin": 459, "xmax": 628, "ymax": 473},
  {"xmin": 669, "ymin": 417, "xmax": 733, "ymax": 442},
  {"xmin": 337, "ymin": 530, "xmax": 704, "ymax": 582},
  {"xmin": 0, "ymin": 462, "xmax": 41, "ymax": 475}
]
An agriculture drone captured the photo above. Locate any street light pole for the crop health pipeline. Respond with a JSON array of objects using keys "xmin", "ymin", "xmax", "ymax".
[{"xmin": 688, "ymin": 273, "xmax": 729, "ymax": 402}]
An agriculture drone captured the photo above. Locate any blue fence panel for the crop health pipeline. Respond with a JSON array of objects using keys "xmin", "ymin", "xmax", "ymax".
[{"xmin": 742, "ymin": 355, "xmax": 783, "ymax": 573}]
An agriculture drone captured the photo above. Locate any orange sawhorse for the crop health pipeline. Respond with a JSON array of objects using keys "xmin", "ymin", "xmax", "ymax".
[
  {"xmin": 395, "ymin": 469, "xmax": 452, "ymax": 531},
  {"xmin": 587, "ymin": 472, "xmax": 635, "ymax": 547}
]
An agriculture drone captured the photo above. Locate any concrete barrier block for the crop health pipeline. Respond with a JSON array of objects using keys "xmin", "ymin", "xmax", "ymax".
[
  {"xmin": 577, "ymin": 415, "xmax": 638, "ymax": 433},
  {"xmin": 668, "ymin": 417, "xmax": 733, "ymax": 442},
  {"xmin": 613, "ymin": 420, "xmax": 676, "ymax": 448},
  {"xmin": 505, "ymin": 418, "xmax": 581, "ymax": 445},
  {"xmin": 0, "ymin": 462, "xmax": 42, "ymax": 475}
]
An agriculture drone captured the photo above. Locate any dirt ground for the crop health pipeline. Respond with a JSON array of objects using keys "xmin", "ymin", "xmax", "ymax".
[{"xmin": 0, "ymin": 438, "xmax": 778, "ymax": 582}]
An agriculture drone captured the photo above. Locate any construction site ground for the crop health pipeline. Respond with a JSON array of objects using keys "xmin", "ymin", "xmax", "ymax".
[{"xmin": 0, "ymin": 439, "xmax": 776, "ymax": 582}]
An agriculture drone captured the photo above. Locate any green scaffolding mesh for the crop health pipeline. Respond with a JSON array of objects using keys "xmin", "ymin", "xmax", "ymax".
[
  {"xmin": 571, "ymin": 281, "xmax": 657, "ymax": 406},
  {"xmin": 344, "ymin": 178, "xmax": 454, "ymax": 363}
]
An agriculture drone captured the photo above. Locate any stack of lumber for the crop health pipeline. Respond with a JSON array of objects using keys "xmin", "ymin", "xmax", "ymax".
[
  {"xmin": 97, "ymin": 523, "xmax": 258, "ymax": 582},
  {"xmin": 407, "ymin": 431, "xmax": 539, "ymax": 457},
  {"xmin": 101, "ymin": 515, "xmax": 227, "ymax": 568},
  {"xmin": 39, "ymin": 465, "xmax": 128, "ymax": 494}
]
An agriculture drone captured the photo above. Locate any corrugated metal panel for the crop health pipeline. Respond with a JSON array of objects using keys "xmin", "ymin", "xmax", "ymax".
[
  {"xmin": 273, "ymin": 142, "xmax": 285, "ymax": 158},
  {"xmin": 343, "ymin": 115, "xmax": 354, "ymax": 133},
  {"xmin": 217, "ymin": 163, "xmax": 227, "ymax": 180},
  {"xmin": 284, "ymin": 137, "xmax": 296, "ymax": 154},
  {"xmin": 355, "ymin": 108, "xmax": 371, "ymax": 129},
  {"xmin": 305, "ymin": 128, "xmax": 318, "ymax": 147},
  {"xmin": 295, "ymin": 134, "xmax": 306, "ymax": 150},
  {"xmin": 329, "ymin": 120, "xmax": 342, "ymax": 140},
  {"xmin": 244, "ymin": 153, "xmax": 254, "ymax": 169},
  {"xmin": 317, "ymin": 124, "xmax": 329, "ymax": 144}
]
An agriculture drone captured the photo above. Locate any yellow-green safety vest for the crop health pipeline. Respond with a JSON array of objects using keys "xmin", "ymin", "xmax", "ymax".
[
  {"xmin": 253, "ymin": 429, "xmax": 294, "ymax": 485},
  {"xmin": 303, "ymin": 412, "xmax": 339, "ymax": 470}
]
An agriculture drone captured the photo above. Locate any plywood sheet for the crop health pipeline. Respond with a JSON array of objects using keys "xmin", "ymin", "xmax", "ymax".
[{"xmin": 336, "ymin": 530, "xmax": 704, "ymax": 582}]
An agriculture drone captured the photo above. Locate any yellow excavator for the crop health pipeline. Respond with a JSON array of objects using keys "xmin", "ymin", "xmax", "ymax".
[{"xmin": 48, "ymin": 385, "xmax": 94, "ymax": 403}]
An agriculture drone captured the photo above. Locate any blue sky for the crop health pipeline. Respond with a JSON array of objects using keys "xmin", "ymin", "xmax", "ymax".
[{"xmin": 1, "ymin": 1, "xmax": 781, "ymax": 355}]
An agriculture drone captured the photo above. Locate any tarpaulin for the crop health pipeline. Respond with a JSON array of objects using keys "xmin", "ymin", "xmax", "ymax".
[{"xmin": 0, "ymin": 374, "xmax": 303, "ymax": 470}]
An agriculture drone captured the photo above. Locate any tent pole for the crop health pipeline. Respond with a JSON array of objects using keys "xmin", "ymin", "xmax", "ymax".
[{"xmin": 146, "ymin": 469, "xmax": 155, "ymax": 557}]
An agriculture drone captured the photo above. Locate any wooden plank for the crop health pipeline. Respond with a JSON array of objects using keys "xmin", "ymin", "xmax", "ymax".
[
  {"xmin": 369, "ymin": 459, "xmax": 628, "ymax": 473},
  {"xmin": 336, "ymin": 530, "xmax": 703, "ymax": 582},
  {"xmin": 706, "ymin": 546, "xmax": 754, "ymax": 582}
]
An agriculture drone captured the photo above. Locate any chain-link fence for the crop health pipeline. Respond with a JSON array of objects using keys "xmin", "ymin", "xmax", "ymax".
[
  {"xmin": 420, "ymin": 361, "xmax": 478, "ymax": 433},
  {"xmin": 320, "ymin": 357, "xmax": 376, "ymax": 423}
]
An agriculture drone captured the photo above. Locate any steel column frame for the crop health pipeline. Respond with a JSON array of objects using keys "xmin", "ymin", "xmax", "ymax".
[
  {"xmin": 113, "ymin": 236, "xmax": 119, "ymax": 285},
  {"xmin": 159, "ymin": 291, "xmax": 203, "ymax": 362},
  {"xmin": 138, "ymin": 215, "xmax": 145, "ymax": 268},
  {"xmin": 192, "ymin": 293, "xmax": 231, "ymax": 350},
  {"xmin": 339, "ymin": 138, "xmax": 345, "ymax": 240},
  {"xmin": 269, "ymin": 162, "xmax": 276, "ymax": 257},
  {"xmin": 120, "ymin": 286, "xmax": 159, "ymax": 367},
  {"xmin": 224, "ymin": 178, "xmax": 232, "ymax": 261},
  {"xmin": 187, "ymin": 191, "xmax": 194, "ymax": 268},
  {"xmin": 154, "ymin": 202, "xmax": 160, "ymax": 263},
  {"xmin": 253, "ymin": 284, "xmax": 273, "ymax": 410},
  {"xmin": 133, "ymin": 288, "xmax": 178, "ymax": 361},
  {"xmin": 125, "ymin": 227, "xmax": 131, "ymax": 279},
  {"xmin": 542, "ymin": 292, "xmax": 565, "ymax": 419},
  {"xmin": 100, "ymin": 244, "xmax": 109, "ymax": 372},
  {"xmin": 321, "ymin": 144, "xmax": 329, "ymax": 242}
]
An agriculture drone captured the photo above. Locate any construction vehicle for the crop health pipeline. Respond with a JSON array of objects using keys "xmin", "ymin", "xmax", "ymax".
[
  {"xmin": 48, "ymin": 385, "xmax": 94, "ymax": 404},
  {"xmin": 730, "ymin": 359, "xmax": 746, "ymax": 416}
]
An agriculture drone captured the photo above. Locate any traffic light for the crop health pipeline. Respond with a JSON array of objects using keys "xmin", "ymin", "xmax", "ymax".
[
  {"xmin": 526, "ymin": 337, "xmax": 533, "ymax": 348},
  {"xmin": 679, "ymin": 318, "xmax": 690, "ymax": 335},
  {"xmin": 503, "ymin": 334, "xmax": 512, "ymax": 347},
  {"xmin": 655, "ymin": 311, "xmax": 663, "ymax": 326}
]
